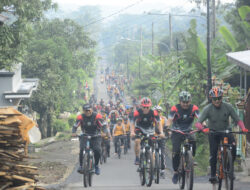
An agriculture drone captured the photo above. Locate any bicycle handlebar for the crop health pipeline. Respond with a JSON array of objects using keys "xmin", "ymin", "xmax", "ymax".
[{"xmin": 170, "ymin": 129, "xmax": 199, "ymax": 135}]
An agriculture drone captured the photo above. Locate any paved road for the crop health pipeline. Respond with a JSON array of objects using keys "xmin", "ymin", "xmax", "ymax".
[{"xmin": 50, "ymin": 68, "xmax": 250, "ymax": 190}]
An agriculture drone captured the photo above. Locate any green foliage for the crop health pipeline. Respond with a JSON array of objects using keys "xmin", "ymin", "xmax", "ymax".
[
  {"xmin": 68, "ymin": 114, "xmax": 77, "ymax": 127},
  {"xmin": 219, "ymin": 26, "xmax": 239, "ymax": 51},
  {"xmin": 52, "ymin": 119, "xmax": 69, "ymax": 133},
  {"xmin": 0, "ymin": 0, "xmax": 56, "ymax": 69}
]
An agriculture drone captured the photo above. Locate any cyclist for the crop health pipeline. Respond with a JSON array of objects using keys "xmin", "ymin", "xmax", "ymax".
[
  {"xmin": 124, "ymin": 117, "xmax": 131, "ymax": 149},
  {"xmin": 72, "ymin": 104, "xmax": 110, "ymax": 175},
  {"xmin": 131, "ymin": 97, "xmax": 164, "ymax": 165},
  {"xmin": 166, "ymin": 91, "xmax": 199, "ymax": 184},
  {"xmin": 155, "ymin": 105, "xmax": 168, "ymax": 178},
  {"xmin": 108, "ymin": 110, "xmax": 119, "ymax": 135},
  {"xmin": 113, "ymin": 117, "xmax": 126, "ymax": 154},
  {"xmin": 195, "ymin": 87, "xmax": 248, "ymax": 183}
]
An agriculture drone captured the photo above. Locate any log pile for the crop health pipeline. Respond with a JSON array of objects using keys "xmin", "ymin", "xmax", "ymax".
[{"xmin": 0, "ymin": 108, "xmax": 45, "ymax": 190}]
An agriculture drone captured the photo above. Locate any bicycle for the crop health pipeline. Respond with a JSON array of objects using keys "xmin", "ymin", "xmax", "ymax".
[
  {"xmin": 79, "ymin": 134, "xmax": 99, "ymax": 188},
  {"xmin": 207, "ymin": 130, "xmax": 249, "ymax": 190},
  {"xmin": 124, "ymin": 132, "xmax": 130, "ymax": 154},
  {"xmin": 171, "ymin": 129, "xmax": 199, "ymax": 190},
  {"xmin": 115, "ymin": 135, "xmax": 124, "ymax": 159},
  {"xmin": 152, "ymin": 136, "xmax": 162, "ymax": 184},
  {"xmin": 137, "ymin": 127, "xmax": 155, "ymax": 187},
  {"xmin": 100, "ymin": 137, "xmax": 108, "ymax": 164}
]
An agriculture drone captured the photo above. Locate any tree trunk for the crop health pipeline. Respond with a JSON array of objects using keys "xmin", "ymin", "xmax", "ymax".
[
  {"xmin": 47, "ymin": 113, "xmax": 53, "ymax": 137},
  {"xmin": 38, "ymin": 111, "xmax": 47, "ymax": 139}
]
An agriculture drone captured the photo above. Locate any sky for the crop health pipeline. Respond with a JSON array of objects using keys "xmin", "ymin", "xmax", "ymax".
[{"xmin": 53, "ymin": 0, "xmax": 236, "ymax": 15}]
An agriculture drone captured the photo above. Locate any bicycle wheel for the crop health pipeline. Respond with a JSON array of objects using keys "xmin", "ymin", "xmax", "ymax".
[
  {"xmin": 217, "ymin": 156, "xmax": 223, "ymax": 190},
  {"xmin": 154, "ymin": 151, "xmax": 160, "ymax": 184},
  {"xmin": 145, "ymin": 150, "xmax": 153, "ymax": 187},
  {"xmin": 178, "ymin": 154, "xmax": 185, "ymax": 190},
  {"xmin": 88, "ymin": 155, "xmax": 94, "ymax": 187},
  {"xmin": 124, "ymin": 138, "xmax": 128, "ymax": 154},
  {"xmin": 117, "ymin": 140, "xmax": 121, "ymax": 159},
  {"xmin": 83, "ymin": 155, "xmax": 89, "ymax": 187},
  {"xmin": 224, "ymin": 149, "xmax": 234, "ymax": 190},
  {"xmin": 185, "ymin": 151, "xmax": 194, "ymax": 190},
  {"xmin": 139, "ymin": 153, "xmax": 146, "ymax": 186}
]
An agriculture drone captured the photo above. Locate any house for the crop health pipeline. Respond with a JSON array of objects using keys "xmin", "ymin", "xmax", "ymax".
[{"xmin": 0, "ymin": 63, "xmax": 38, "ymax": 108}]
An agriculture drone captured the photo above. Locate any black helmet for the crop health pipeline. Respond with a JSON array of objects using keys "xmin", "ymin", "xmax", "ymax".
[
  {"xmin": 179, "ymin": 91, "xmax": 191, "ymax": 102},
  {"xmin": 83, "ymin": 104, "xmax": 91, "ymax": 110}
]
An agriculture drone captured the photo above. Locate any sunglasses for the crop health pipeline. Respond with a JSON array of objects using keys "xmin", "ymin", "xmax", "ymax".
[
  {"xmin": 181, "ymin": 101, "xmax": 190, "ymax": 104},
  {"xmin": 212, "ymin": 97, "xmax": 222, "ymax": 101},
  {"xmin": 85, "ymin": 109, "xmax": 91, "ymax": 112},
  {"xmin": 142, "ymin": 107, "xmax": 149, "ymax": 109}
]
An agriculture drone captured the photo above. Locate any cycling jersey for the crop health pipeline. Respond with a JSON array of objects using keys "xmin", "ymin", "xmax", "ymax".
[
  {"xmin": 72, "ymin": 112, "xmax": 107, "ymax": 135},
  {"xmin": 113, "ymin": 124, "xmax": 125, "ymax": 136},
  {"xmin": 134, "ymin": 108, "xmax": 159, "ymax": 129},
  {"xmin": 124, "ymin": 122, "xmax": 130, "ymax": 132},
  {"xmin": 169, "ymin": 104, "xmax": 199, "ymax": 131},
  {"xmin": 197, "ymin": 102, "xmax": 240, "ymax": 131}
]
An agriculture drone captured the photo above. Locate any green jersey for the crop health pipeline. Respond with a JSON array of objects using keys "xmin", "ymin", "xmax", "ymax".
[{"xmin": 197, "ymin": 102, "xmax": 240, "ymax": 131}]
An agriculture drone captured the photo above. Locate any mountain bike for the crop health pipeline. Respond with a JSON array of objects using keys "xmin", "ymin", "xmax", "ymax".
[
  {"xmin": 115, "ymin": 135, "xmax": 124, "ymax": 159},
  {"xmin": 124, "ymin": 132, "xmax": 130, "ymax": 154},
  {"xmin": 100, "ymin": 137, "xmax": 108, "ymax": 164},
  {"xmin": 152, "ymin": 136, "xmax": 162, "ymax": 184},
  {"xmin": 208, "ymin": 130, "xmax": 249, "ymax": 190},
  {"xmin": 137, "ymin": 127, "xmax": 155, "ymax": 187},
  {"xmin": 171, "ymin": 129, "xmax": 199, "ymax": 190},
  {"xmin": 79, "ymin": 134, "xmax": 99, "ymax": 187}
]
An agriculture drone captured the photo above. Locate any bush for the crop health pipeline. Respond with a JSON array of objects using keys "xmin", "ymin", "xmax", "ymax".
[
  {"xmin": 52, "ymin": 119, "xmax": 69, "ymax": 134},
  {"xmin": 68, "ymin": 114, "xmax": 77, "ymax": 127}
]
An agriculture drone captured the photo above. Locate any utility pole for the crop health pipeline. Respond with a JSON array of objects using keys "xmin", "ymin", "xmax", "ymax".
[
  {"xmin": 176, "ymin": 38, "xmax": 180, "ymax": 74},
  {"xmin": 212, "ymin": 0, "xmax": 216, "ymax": 39},
  {"xmin": 127, "ymin": 53, "xmax": 129, "ymax": 79},
  {"xmin": 152, "ymin": 22, "xmax": 154, "ymax": 55},
  {"xmin": 169, "ymin": 13, "xmax": 172, "ymax": 50},
  {"xmin": 139, "ymin": 26, "xmax": 142, "ymax": 79},
  {"xmin": 207, "ymin": 0, "xmax": 212, "ymax": 101}
]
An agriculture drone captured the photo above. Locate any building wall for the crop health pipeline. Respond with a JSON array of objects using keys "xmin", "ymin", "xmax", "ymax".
[{"xmin": 0, "ymin": 76, "xmax": 13, "ymax": 107}]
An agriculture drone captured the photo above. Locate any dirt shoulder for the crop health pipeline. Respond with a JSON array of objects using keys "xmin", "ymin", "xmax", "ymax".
[{"xmin": 27, "ymin": 138, "xmax": 79, "ymax": 187}]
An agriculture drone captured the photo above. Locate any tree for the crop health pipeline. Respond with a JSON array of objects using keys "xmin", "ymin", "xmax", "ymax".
[
  {"xmin": 0, "ymin": 0, "xmax": 57, "ymax": 69},
  {"xmin": 23, "ymin": 19, "xmax": 96, "ymax": 138}
]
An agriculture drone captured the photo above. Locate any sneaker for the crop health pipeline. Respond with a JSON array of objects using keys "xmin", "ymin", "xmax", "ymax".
[
  {"xmin": 77, "ymin": 166, "xmax": 83, "ymax": 174},
  {"xmin": 172, "ymin": 172, "xmax": 178, "ymax": 184},
  {"xmin": 209, "ymin": 176, "xmax": 218, "ymax": 184},
  {"xmin": 95, "ymin": 165, "xmax": 100, "ymax": 175},
  {"xmin": 160, "ymin": 170, "xmax": 165, "ymax": 179},
  {"xmin": 134, "ymin": 157, "xmax": 140, "ymax": 165}
]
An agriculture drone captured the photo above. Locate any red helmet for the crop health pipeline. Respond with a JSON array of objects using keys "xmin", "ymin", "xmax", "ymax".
[
  {"xmin": 209, "ymin": 87, "xmax": 223, "ymax": 98},
  {"xmin": 140, "ymin": 97, "xmax": 152, "ymax": 107}
]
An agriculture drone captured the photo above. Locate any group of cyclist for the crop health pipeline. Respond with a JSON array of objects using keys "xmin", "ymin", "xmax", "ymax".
[{"xmin": 72, "ymin": 69, "xmax": 249, "ymax": 187}]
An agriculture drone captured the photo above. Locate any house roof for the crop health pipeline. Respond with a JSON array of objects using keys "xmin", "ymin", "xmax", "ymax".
[
  {"xmin": 226, "ymin": 50, "xmax": 250, "ymax": 72},
  {"xmin": 4, "ymin": 79, "xmax": 39, "ymax": 99}
]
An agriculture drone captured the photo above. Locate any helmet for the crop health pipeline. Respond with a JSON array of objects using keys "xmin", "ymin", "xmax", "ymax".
[
  {"xmin": 117, "ymin": 117, "xmax": 123, "ymax": 121},
  {"xmin": 209, "ymin": 87, "xmax": 223, "ymax": 98},
  {"xmin": 179, "ymin": 91, "xmax": 191, "ymax": 102},
  {"xmin": 82, "ymin": 104, "xmax": 91, "ymax": 110},
  {"xmin": 125, "ymin": 105, "xmax": 131, "ymax": 109},
  {"xmin": 140, "ymin": 97, "xmax": 152, "ymax": 107},
  {"xmin": 156, "ymin": 105, "xmax": 163, "ymax": 111}
]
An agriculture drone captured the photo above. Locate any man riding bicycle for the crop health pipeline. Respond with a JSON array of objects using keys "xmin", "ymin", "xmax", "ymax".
[
  {"xmin": 195, "ymin": 87, "xmax": 248, "ymax": 183},
  {"xmin": 166, "ymin": 91, "xmax": 199, "ymax": 184},
  {"xmin": 72, "ymin": 104, "xmax": 110, "ymax": 175},
  {"xmin": 131, "ymin": 97, "xmax": 164, "ymax": 165},
  {"xmin": 113, "ymin": 117, "xmax": 126, "ymax": 154}
]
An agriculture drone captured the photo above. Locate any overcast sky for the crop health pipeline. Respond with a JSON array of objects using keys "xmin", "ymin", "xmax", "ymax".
[{"xmin": 52, "ymin": 0, "xmax": 236, "ymax": 16}]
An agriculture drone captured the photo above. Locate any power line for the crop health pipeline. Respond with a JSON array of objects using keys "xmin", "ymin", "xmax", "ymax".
[{"xmin": 83, "ymin": 0, "xmax": 145, "ymax": 28}]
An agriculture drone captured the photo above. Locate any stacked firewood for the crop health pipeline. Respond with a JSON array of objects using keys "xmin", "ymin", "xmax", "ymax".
[{"xmin": 0, "ymin": 108, "xmax": 45, "ymax": 190}]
